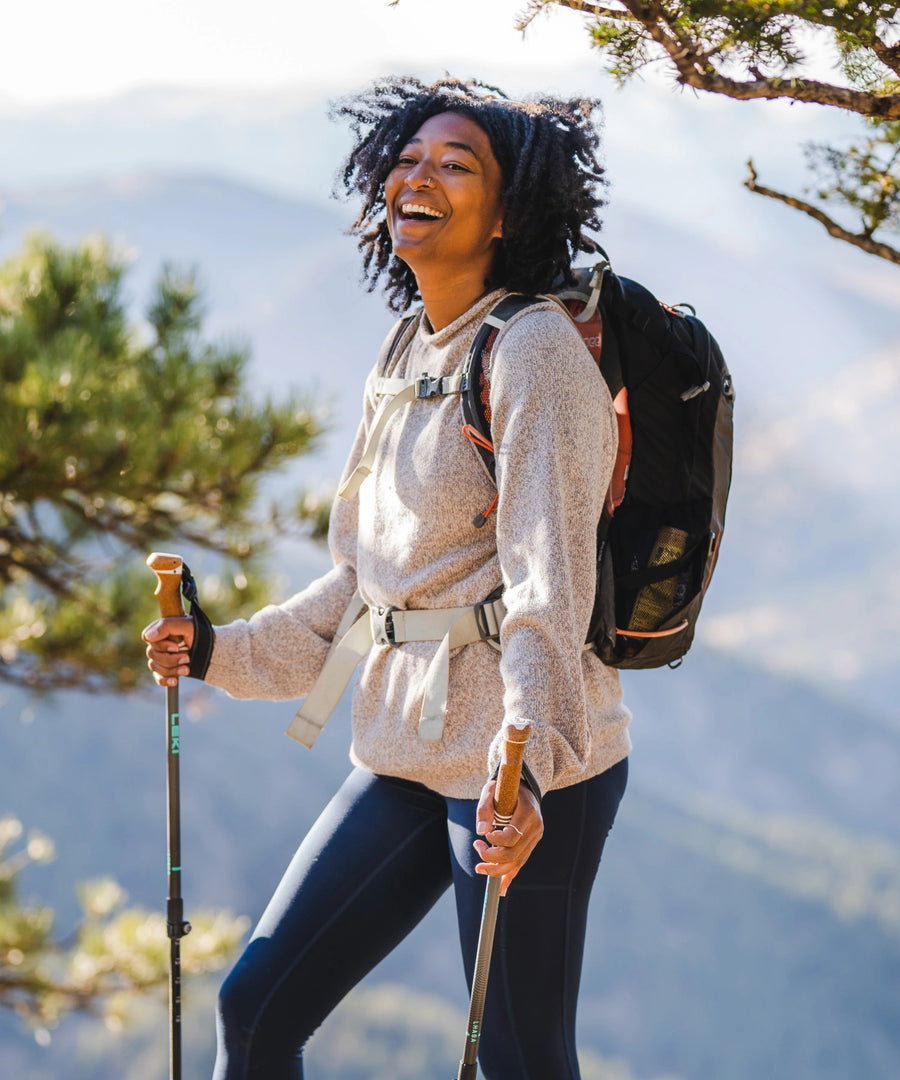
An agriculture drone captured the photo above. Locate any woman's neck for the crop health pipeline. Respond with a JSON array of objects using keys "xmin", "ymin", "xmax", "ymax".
[{"xmin": 416, "ymin": 267, "xmax": 496, "ymax": 332}]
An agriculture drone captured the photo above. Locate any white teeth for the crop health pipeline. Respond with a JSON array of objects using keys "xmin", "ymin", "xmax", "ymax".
[{"xmin": 400, "ymin": 203, "xmax": 444, "ymax": 219}]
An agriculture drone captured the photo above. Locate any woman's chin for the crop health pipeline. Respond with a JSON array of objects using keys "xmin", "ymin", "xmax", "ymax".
[{"xmin": 390, "ymin": 240, "xmax": 439, "ymax": 276}]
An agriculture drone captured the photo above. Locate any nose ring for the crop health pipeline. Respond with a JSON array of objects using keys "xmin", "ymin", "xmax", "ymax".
[{"xmin": 421, "ymin": 176, "xmax": 434, "ymax": 188}]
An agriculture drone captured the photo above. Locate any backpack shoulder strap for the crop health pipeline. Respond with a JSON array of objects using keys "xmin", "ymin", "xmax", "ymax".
[
  {"xmin": 460, "ymin": 294, "xmax": 549, "ymax": 482},
  {"xmin": 379, "ymin": 308, "xmax": 422, "ymax": 379}
]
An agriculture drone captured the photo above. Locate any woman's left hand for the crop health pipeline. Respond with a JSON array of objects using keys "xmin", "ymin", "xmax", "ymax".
[{"xmin": 473, "ymin": 780, "xmax": 544, "ymax": 896}]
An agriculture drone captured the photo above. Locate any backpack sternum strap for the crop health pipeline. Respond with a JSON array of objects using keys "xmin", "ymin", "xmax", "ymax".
[
  {"xmin": 414, "ymin": 372, "xmax": 470, "ymax": 398},
  {"xmin": 337, "ymin": 371, "xmax": 471, "ymax": 501}
]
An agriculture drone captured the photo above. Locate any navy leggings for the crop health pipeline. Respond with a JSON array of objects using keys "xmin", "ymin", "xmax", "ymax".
[{"xmin": 213, "ymin": 758, "xmax": 628, "ymax": 1079}]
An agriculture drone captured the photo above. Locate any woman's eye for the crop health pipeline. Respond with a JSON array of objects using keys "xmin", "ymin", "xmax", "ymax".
[{"xmin": 444, "ymin": 162, "xmax": 469, "ymax": 172}]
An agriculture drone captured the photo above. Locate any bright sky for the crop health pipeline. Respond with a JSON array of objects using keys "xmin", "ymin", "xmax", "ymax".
[{"xmin": 0, "ymin": 0, "xmax": 598, "ymax": 106}]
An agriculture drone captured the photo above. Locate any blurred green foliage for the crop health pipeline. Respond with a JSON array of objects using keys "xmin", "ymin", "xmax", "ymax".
[
  {"xmin": 0, "ymin": 815, "xmax": 249, "ymax": 1036},
  {"xmin": 0, "ymin": 233, "xmax": 327, "ymax": 692}
]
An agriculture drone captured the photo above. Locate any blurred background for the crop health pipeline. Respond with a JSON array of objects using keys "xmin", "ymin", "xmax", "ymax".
[{"xmin": 1, "ymin": 2, "xmax": 899, "ymax": 1078}]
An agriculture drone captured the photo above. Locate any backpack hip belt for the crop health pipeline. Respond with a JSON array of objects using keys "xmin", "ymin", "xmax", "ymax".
[{"xmin": 286, "ymin": 590, "xmax": 506, "ymax": 748}]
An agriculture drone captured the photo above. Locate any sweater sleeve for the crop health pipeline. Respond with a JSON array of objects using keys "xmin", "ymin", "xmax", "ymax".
[
  {"xmin": 201, "ymin": 334, "xmax": 394, "ymax": 701},
  {"xmin": 201, "ymin": 420, "xmax": 365, "ymax": 700},
  {"xmin": 485, "ymin": 307, "xmax": 617, "ymax": 794}
]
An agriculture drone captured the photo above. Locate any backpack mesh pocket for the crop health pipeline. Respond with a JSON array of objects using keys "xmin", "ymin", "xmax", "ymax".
[{"xmin": 596, "ymin": 501, "xmax": 710, "ymax": 666}]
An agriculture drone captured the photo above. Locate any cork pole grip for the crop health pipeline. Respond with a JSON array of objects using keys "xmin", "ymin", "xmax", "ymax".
[
  {"xmin": 492, "ymin": 719, "xmax": 532, "ymax": 825},
  {"xmin": 147, "ymin": 552, "xmax": 186, "ymax": 619}
]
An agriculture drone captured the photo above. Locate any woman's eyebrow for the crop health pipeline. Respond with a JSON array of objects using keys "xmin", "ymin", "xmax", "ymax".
[{"xmin": 405, "ymin": 136, "xmax": 479, "ymax": 159}]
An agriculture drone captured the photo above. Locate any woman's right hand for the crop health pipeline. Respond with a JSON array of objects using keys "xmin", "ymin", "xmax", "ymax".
[{"xmin": 142, "ymin": 617, "xmax": 196, "ymax": 687}]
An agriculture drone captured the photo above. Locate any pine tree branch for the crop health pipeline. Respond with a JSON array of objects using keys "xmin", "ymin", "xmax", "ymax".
[
  {"xmin": 744, "ymin": 160, "xmax": 900, "ymax": 266},
  {"xmin": 872, "ymin": 35, "xmax": 900, "ymax": 78},
  {"xmin": 525, "ymin": 0, "xmax": 628, "ymax": 21},
  {"xmin": 0, "ymin": 525, "xmax": 79, "ymax": 597},
  {"xmin": 632, "ymin": 0, "xmax": 900, "ymax": 117},
  {"xmin": 548, "ymin": 0, "xmax": 900, "ymax": 118},
  {"xmin": 0, "ymin": 967, "xmax": 172, "ymax": 1020}
]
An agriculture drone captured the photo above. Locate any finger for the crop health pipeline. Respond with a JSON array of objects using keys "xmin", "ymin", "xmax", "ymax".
[
  {"xmin": 473, "ymin": 834, "xmax": 536, "ymax": 871},
  {"xmin": 481, "ymin": 823, "xmax": 526, "ymax": 849},
  {"xmin": 147, "ymin": 649, "xmax": 190, "ymax": 674},
  {"xmin": 146, "ymin": 654, "xmax": 187, "ymax": 686},
  {"xmin": 141, "ymin": 617, "xmax": 194, "ymax": 646},
  {"xmin": 506, "ymin": 791, "xmax": 543, "ymax": 840},
  {"xmin": 500, "ymin": 871, "xmax": 518, "ymax": 897},
  {"xmin": 146, "ymin": 636, "xmax": 191, "ymax": 661},
  {"xmin": 475, "ymin": 850, "xmax": 530, "ymax": 891},
  {"xmin": 146, "ymin": 641, "xmax": 188, "ymax": 662},
  {"xmin": 142, "ymin": 619, "xmax": 169, "ymax": 643},
  {"xmin": 478, "ymin": 826, "xmax": 539, "ymax": 857},
  {"xmin": 474, "ymin": 822, "xmax": 542, "ymax": 894},
  {"xmin": 147, "ymin": 661, "xmax": 190, "ymax": 688},
  {"xmin": 473, "ymin": 839, "xmax": 508, "ymax": 865},
  {"xmin": 475, "ymin": 781, "xmax": 496, "ymax": 837}
]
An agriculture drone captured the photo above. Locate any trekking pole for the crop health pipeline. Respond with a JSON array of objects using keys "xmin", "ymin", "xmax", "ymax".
[
  {"xmin": 147, "ymin": 552, "xmax": 192, "ymax": 1080},
  {"xmin": 455, "ymin": 718, "xmax": 532, "ymax": 1080}
]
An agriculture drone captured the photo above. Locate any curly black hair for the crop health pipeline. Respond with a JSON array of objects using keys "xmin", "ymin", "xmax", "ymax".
[{"xmin": 331, "ymin": 76, "xmax": 607, "ymax": 312}]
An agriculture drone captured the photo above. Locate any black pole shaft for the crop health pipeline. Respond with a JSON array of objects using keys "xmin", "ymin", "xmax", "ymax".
[
  {"xmin": 166, "ymin": 683, "xmax": 187, "ymax": 1080},
  {"xmin": 454, "ymin": 720, "xmax": 531, "ymax": 1080},
  {"xmin": 456, "ymin": 874, "xmax": 502, "ymax": 1080}
]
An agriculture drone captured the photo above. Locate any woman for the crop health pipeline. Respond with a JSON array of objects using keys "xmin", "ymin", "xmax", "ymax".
[{"xmin": 144, "ymin": 77, "xmax": 632, "ymax": 1080}]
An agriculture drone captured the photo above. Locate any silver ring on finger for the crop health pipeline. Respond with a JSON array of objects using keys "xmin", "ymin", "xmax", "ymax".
[{"xmin": 505, "ymin": 824, "xmax": 523, "ymax": 838}]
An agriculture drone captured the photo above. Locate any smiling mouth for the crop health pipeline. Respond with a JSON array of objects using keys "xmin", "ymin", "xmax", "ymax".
[{"xmin": 399, "ymin": 202, "xmax": 445, "ymax": 221}]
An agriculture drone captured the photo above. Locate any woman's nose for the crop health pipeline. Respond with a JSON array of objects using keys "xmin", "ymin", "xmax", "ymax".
[{"xmin": 406, "ymin": 163, "xmax": 435, "ymax": 190}]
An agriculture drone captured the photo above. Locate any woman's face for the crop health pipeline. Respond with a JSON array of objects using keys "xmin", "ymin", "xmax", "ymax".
[{"xmin": 384, "ymin": 111, "xmax": 504, "ymax": 279}]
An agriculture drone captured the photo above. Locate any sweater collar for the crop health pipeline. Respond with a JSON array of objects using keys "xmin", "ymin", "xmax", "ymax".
[{"xmin": 417, "ymin": 289, "xmax": 507, "ymax": 348}]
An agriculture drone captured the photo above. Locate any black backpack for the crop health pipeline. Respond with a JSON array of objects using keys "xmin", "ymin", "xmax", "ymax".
[{"xmin": 458, "ymin": 251, "xmax": 735, "ymax": 669}]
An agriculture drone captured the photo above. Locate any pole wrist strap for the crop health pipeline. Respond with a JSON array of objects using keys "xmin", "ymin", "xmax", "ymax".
[{"xmin": 179, "ymin": 563, "xmax": 214, "ymax": 680}]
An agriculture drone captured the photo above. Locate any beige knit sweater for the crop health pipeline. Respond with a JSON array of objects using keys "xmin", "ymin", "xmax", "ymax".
[{"xmin": 204, "ymin": 289, "xmax": 632, "ymax": 798}]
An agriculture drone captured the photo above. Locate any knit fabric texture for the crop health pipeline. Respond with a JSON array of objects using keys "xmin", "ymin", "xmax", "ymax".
[{"xmin": 205, "ymin": 289, "xmax": 632, "ymax": 798}]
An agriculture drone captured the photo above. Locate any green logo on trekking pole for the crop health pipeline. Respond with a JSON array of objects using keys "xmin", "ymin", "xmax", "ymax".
[{"xmin": 170, "ymin": 713, "xmax": 180, "ymax": 754}]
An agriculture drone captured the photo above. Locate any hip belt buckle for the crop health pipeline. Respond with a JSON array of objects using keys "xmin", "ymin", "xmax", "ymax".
[{"xmin": 370, "ymin": 605, "xmax": 399, "ymax": 647}]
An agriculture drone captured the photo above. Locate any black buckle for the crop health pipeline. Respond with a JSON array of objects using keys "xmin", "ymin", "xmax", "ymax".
[
  {"xmin": 371, "ymin": 606, "xmax": 398, "ymax": 646},
  {"xmin": 416, "ymin": 374, "xmax": 444, "ymax": 398},
  {"xmin": 473, "ymin": 599, "xmax": 502, "ymax": 641}
]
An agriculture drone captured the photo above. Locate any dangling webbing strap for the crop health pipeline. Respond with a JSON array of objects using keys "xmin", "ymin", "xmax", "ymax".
[
  {"xmin": 285, "ymin": 590, "xmax": 369, "ymax": 748},
  {"xmin": 337, "ymin": 370, "xmax": 471, "ymax": 501},
  {"xmin": 286, "ymin": 591, "xmax": 505, "ymax": 748}
]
